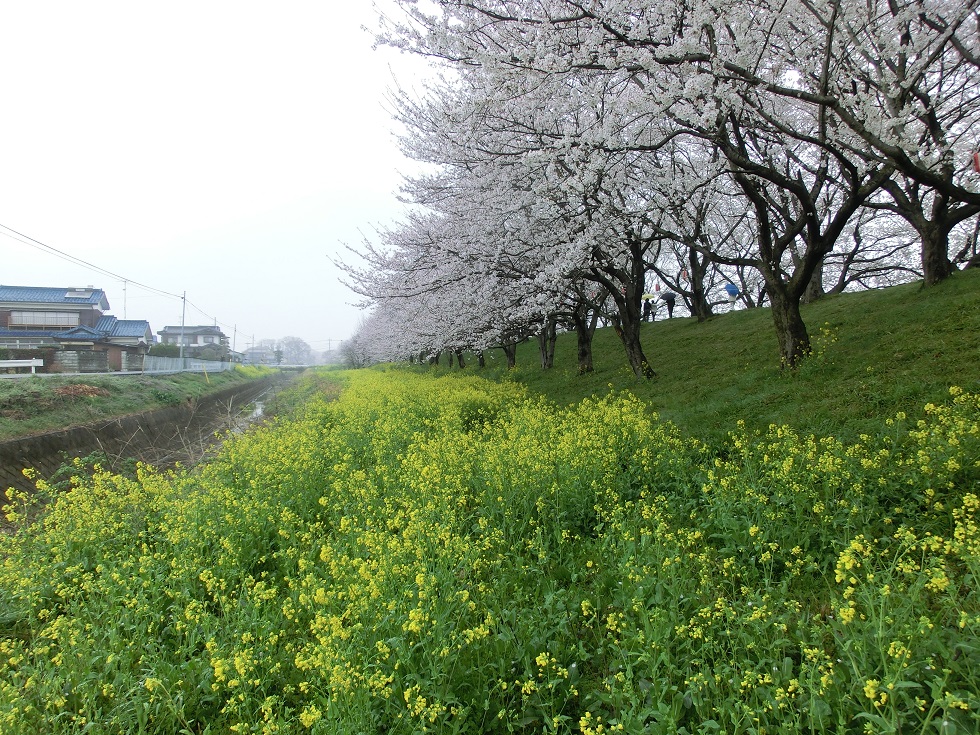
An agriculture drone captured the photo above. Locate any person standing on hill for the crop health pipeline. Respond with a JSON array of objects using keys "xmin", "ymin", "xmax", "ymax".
[
  {"xmin": 662, "ymin": 291, "xmax": 676, "ymax": 318},
  {"xmin": 724, "ymin": 283, "xmax": 740, "ymax": 309},
  {"xmin": 642, "ymin": 293, "xmax": 656, "ymax": 321}
]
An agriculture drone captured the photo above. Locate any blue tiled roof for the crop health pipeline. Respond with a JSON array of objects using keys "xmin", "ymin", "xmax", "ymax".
[
  {"xmin": 59, "ymin": 326, "xmax": 104, "ymax": 339},
  {"xmin": 0, "ymin": 329, "xmax": 59, "ymax": 338},
  {"xmin": 95, "ymin": 315, "xmax": 116, "ymax": 332},
  {"xmin": 0, "ymin": 285, "xmax": 110, "ymax": 309},
  {"xmin": 110, "ymin": 320, "xmax": 151, "ymax": 338},
  {"xmin": 97, "ymin": 315, "xmax": 151, "ymax": 338},
  {"xmin": 0, "ymin": 321, "xmax": 150, "ymax": 341}
]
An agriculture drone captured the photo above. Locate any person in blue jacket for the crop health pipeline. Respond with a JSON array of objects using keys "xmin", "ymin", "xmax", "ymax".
[{"xmin": 724, "ymin": 283, "xmax": 740, "ymax": 307}]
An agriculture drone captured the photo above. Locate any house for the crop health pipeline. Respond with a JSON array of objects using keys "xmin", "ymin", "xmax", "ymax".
[
  {"xmin": 0, "ymin": 285, "xmax": 152, "ymax": 371},
  {"xmin": 242, "ymin": 345, "xmax": 276, "ymax": 365},
  {"xmin": 157, "ymin": 325, "xmax": 229, "ymax": 359}
]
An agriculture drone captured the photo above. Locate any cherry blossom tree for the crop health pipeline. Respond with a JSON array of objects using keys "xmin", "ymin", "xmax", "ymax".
[
  {"xmin": 778, "ymin": 0, "xmax": 980, "ymax": 285},
  {"xmin": 364, "ymin": 0, "xmax": 975, "ymax": 369},
  {"xmin": 385, "ymin": 65, "xmax": 672, "ymax": 377}
]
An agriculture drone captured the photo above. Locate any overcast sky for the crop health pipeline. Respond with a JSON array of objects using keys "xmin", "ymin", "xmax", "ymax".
[{"xmin": 0, "ymin": 1, "xmax": 427, "ymax": 352}]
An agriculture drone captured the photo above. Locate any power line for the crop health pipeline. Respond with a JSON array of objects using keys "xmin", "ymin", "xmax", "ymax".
[
  {"xmin": 0, "ymin": 223, "xmax": 181, "ymax": 300},
  {"xmin": 0, "ymin": 222, "xmax": 256, "ymax": 339},
  {"xmin": 307, "ymin": 338, "xmax": 344, "ymax": 346},
  {"xmin": 186, "ymin": 299, "xmax": 237, "ymax": 332}
]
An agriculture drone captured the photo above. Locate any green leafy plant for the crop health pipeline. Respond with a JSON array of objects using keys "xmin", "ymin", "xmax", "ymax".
[{"xmin": 2, "ymin": 371, "xmax": 978, "ymax": 733}]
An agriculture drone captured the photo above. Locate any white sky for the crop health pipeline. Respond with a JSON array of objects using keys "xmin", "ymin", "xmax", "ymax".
[{"xmin": 0, "ymin": 1, "xmax": 427, "ymax": 352}]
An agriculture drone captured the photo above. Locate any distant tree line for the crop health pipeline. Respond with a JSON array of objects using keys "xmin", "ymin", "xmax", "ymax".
[
  {"xmin": 340, "ymin": 0, "xmax": 980, "ymax": 375},
  {"xmin": 254, "ymin": 337, "xmax": 315, "ymax": 366}
]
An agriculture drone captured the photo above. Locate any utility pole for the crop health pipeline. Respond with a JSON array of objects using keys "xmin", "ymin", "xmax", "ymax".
[{"xmin": 178, "ymin": 291, "xmax": 187, "ymax": 366}]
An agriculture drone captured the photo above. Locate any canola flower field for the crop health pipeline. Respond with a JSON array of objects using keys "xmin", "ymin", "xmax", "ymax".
[{"xmin": 1, "ymin": 369, "xmax": 978, "ymax": 734}]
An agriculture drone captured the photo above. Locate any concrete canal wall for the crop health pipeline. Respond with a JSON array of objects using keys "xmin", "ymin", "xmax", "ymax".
[{"xmin": 0, "ymin": 377, "xmax": 275, "ymax": 493}]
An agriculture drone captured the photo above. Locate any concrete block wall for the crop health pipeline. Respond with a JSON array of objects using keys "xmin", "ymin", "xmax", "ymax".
[
  {"xmin": 51, "ymin": 350, "xmax": 109, "ymax": 373},
  {"xmin": 121, "ymin": 352, "xmax": 144, "ymax": 372}
]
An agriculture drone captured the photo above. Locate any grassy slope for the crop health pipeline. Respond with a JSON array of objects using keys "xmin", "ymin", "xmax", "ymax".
[
  {"xmin": 2, "ymin": 282, "xmax": 978, "ymax": 733},
  {"xmin": 468, "ymin": 269, "xmax": 980, "ymax": 443},
  {"xmin": 0, "ymin": 368, "xmax": 272, "ymax": 441},
  {"xmin": 2, "ymin": 272, "xmax": 974, "ymax": 445}
]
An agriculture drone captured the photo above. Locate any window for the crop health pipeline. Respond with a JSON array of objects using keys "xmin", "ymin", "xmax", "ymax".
[{"xmin": 10, "ymin": 311, "xmax": 79, "ymax": 328}]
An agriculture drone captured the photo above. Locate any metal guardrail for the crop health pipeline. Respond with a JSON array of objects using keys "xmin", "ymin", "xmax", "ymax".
[
  {"xmin": 0, "ymin": 358, "xmax": 44, "ymax": 374},
  {"xmin": 0, "ymin": 356, "xmax": 236, "ymax": 378},
  {"xmin": 140, "ymin": 356, "xmax": 235, "ymax": 374}
]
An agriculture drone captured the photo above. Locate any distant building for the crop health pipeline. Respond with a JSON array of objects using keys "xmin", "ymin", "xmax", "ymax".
[
  {"xmin": 158, "ymin": 325, "xmax": 229, "ymax": 359},
  {"xmin": 242, "ymin": 346, "xmax": 275, "ymax": 365},
  {"xmin": 0, "ymin": 285, "xmax": 152, "ymax": 371}
]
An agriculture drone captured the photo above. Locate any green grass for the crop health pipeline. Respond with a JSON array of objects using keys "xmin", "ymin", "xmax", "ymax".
[
  {"xmin": 0, "ymin": 366, "xmax": 275, "ymax": 440},
  {"xmin": 450, "ymin": 270, "xmax": 980, "ymax": 444},
  {"xmin": 3, "ymin": 367, "xmax": 978, "ymax": 734},
  {"xmin": 1, "ymin": 275, "xmax": 979, "ymax": 734}
]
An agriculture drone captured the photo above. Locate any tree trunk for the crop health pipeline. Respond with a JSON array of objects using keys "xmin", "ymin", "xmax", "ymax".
[
  {"xmin": 455, "ymin": 350, "xmax": 465, "ymax": 369},
  {"xmin": 881, "ymin": 179, "xmax": 976, "ymax": 287},
  {"xmin": 802, "ymin": 259, "xmax": 825, "ymax": 304},
  {"xmin": 686, "ymin": 249, "xmax": 714, "ymax": 322},
  {"xmin": 537, "ymin": 316, "xmax": 557, "ymax": 369},
  {"xmin": 767, "ymin": 284, "xmax": 811, "ymax": 368},
  {"xmin": 447, "ymin": 351, "xmax": 455, "ymax": 368},
  {"xmin": 576, "ymin": 328, "xmax": 594, "ymax": 374},
  {"xmin": 501, "ymin": 342, "xmax": 517, "ymax": 369},
  {"xmin": 921, "ymin": 222, "xmax": 954, "ymax": 286},
  {"xmin": 688, "ymin": 288, "xmax": 712, "ymax": 322},
  {"xmin": 613, "ymin": 315, "xmax": 654, "ymax": 379},
  {"xmin": 605, "ymin": 236, "xmax": 655, "ymax": 379},
  {"xmin": 572, "ymin": 304, "xmax": 597, "ymax": 374}
]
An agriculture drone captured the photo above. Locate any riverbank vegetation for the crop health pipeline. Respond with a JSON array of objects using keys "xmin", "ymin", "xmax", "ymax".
[
  {"xmin": 0, "ymin": 365, "xmax": 274, "ymax": 440},
  {"xmin": 2, "ymin": 361, "xmax": 977, "ymax": 733}
]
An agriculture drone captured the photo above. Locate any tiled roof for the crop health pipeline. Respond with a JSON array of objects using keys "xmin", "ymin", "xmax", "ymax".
[
  {"xmin": 158, "ymin": 325, "xmax": 226, "ymax": 336},
  {"xmin": 0, "ymin": 329, "xmax": 59, "ymax": 338},
  {"xmin": 0, "ymin": 320, "xmax": 150, "ymax": 342},
  {"xmin": 95, "ymin": 314, "xmax": 119, "ymax": 334},
  {"xmin": 58, "ymin": 326, "xmax": 104, "ymax": 339},
  {"xmin": 95, "ymin": 315, "xmax": 116, "ymax": 333},
  {"xmin": 160, "ymin": 324, "xmax": 224, "ymax": 334},
  {"xmin": 109, "ymin": 320, "xmax": 151, "ymax": 338},
  {"xmin": 0, "ymin": 285, "xmax": 110, "ymax": 308}
]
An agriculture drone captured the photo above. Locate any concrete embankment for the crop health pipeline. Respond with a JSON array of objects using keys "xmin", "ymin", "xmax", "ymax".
[{"xmin": 0, "ymin": 377, "xmax": 278, "ymax": 493}]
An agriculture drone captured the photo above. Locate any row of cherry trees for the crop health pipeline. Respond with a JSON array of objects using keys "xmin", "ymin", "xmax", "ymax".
[{"xmin": 341, "ymin": 0, "xmax": 980, "ymax": 376}]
